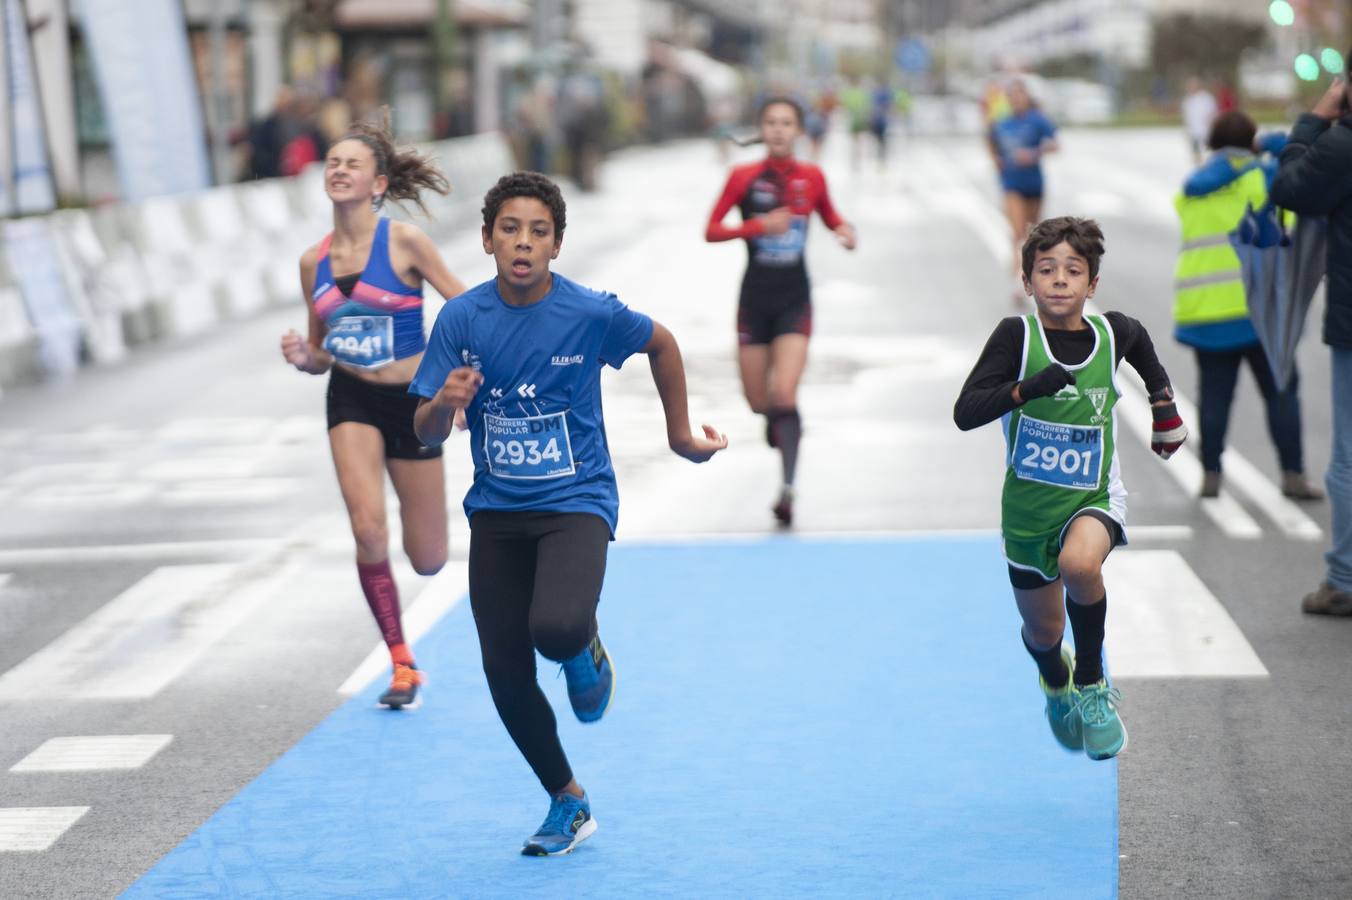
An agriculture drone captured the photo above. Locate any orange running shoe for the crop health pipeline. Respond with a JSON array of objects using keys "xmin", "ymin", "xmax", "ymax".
[{"xmin": 380, "ymin": 662, "xmax": 423, "ymax": 709}]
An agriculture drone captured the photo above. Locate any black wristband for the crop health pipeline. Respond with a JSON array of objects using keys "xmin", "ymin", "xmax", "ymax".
[{"xmin": 1147, "ymin": 385, "xmax": 1174, "ymax": 404}]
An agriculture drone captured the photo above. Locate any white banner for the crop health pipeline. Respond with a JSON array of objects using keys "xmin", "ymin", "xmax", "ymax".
[
  {"xmin": 78, "ymin": 0, "xmax": 210, "ymax": 201},
  {"xmin": 4, "ymin": 0, "xmax": 55, "ymax": 214}
]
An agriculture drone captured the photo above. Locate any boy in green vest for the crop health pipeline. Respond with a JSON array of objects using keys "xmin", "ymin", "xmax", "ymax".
[{"xmin": 953, "ymin": 217, "xmax": 1188, "ymax": 760}]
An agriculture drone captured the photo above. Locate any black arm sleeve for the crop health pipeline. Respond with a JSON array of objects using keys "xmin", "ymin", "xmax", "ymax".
[
  {"xmin": 1105, "ymin": 311, "xmax": 1172, "ymax": 396},
  {"xmin": 1269, "ymin": 115, "xmax": 1352, "ymax": 215},
  {"xmin": 953, "ymin": 317, "xmax": 1023, "ymax": 431}
]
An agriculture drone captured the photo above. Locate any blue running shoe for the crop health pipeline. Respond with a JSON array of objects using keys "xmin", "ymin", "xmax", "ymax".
[
  {"xmin": 521, "ymin": 792, "xmax": 596, "ymax": 856},
  {"xmin": 561, "ymin": 634, "xmax": 614, "ymax": 723},
  {"xmin": 1040, "ymin": 647, "xmax": 1081, "ymax": 752},
  {"xmin": 1074, "ymin": 679, "xmax": 1128, "ymax": 761}
]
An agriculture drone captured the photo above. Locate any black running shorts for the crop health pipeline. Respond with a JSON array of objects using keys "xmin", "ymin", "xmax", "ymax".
[
  {"xmin": 326, "ymin": 365, "xmax": 443, "ymax": 461},
  {"xmin": 1006, "ymin": 509, "xmax": 1124, "ymax": 590},
  {"xmin": 737, "ymin": 275, "xmax": 812, "ymax": 346}
]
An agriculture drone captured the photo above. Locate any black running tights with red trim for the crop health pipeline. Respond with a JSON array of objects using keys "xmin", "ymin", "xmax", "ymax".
[{"xmin": 468, "ymin": 510, "xmax": 610, "ymax": 795}]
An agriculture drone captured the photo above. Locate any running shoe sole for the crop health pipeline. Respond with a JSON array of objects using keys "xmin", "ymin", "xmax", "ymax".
[{"xmin": 521, "ymin": 819, "xmax": 597, "ymax": 856}]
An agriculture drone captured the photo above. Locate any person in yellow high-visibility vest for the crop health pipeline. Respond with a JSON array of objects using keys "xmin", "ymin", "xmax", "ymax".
[{"xmin": 1173, "ymin": 110, "xmax": 1322, "ymax": 500}]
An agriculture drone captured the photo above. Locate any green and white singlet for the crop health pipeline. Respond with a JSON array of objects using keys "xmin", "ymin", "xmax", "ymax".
[{"xmin": 1001, "ymin": 314, "xmax": 1126, "ymax": 581}]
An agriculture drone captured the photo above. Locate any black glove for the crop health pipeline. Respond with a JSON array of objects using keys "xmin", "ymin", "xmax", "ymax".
[{"xmin": 1017, "ymin": 364, "xmax": 1076, "ymax": 403}]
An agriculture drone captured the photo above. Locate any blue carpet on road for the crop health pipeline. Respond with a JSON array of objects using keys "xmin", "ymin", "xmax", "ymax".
[{"xmin": 125, "ymin": 535, "xmax": 1116, "ymax": 899}]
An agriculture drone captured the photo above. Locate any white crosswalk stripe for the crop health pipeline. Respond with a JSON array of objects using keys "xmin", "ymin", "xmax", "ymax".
[
  {"xmin": 10, "ymin": 735, "xmax": 173, "ymax": 772},
  {"xmin": 0, "ymin": 562, "xmax": 299, "ymax": 700},
  {"xmin": 1106, "ymin": 549, "xmax": 1269, "ymax": 678},
  {"xmin": 0, "ymin": 807, "xmax": 89, "ymax": 852}
]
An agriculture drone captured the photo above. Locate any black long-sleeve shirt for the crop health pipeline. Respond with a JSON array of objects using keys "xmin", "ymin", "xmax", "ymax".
[
  {"xmin": 1269, "ymin": 113, "xmax": 1352, "ymax": 348},
  {"xmin": 953, "ymin": 312, "xmax": 1172, "ymax": 431}
]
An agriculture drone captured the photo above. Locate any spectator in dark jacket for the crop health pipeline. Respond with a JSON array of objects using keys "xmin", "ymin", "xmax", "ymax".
[{"xmin": 1269, "ymin": 68, "xmax": 1352, "ymax": 615}]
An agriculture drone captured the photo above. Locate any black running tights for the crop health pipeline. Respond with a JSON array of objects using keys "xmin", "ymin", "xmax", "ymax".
[{"xmin": 468, "ymin": 510, "xmax": 610, "ymax": 794}]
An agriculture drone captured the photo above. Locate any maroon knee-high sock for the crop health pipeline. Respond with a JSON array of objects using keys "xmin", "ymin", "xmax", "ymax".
[{"xmin": 356, "ymin": 559, "xmax": 408, "ymax": 659}]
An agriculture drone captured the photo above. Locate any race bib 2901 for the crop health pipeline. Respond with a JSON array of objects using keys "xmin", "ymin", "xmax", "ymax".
[
  {"xmin": 484, "ymin": 411, "xmax": 576, "ymax": 480},
  {"xmin": 1012, "ymin": 414, "xmax": 1102, "ymax": 491},
  {"xmin": 324, "ymin": 316, "xmax": 394, "ymax": 369}
]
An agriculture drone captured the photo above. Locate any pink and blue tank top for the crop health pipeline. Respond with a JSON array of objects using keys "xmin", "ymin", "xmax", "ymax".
[{"xmin": 311, "ymin": 217, "xmax": 424, "ymax": 369}]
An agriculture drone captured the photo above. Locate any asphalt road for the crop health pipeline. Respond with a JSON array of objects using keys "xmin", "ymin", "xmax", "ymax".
[{"xmin": 1, "ymin": 125, "xmax": 1348, "ymax": 898}]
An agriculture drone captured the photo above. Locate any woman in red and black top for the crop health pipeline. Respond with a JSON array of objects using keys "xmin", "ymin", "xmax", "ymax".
[{"xmin": 706, "ymin": 96, "xmax": 857, "ymax": 526}]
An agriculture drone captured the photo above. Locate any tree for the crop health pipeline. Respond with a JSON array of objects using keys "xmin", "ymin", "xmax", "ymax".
[{"xmin": 1150, "ymin": 14, "xmax": 1268, "ymax": 89}]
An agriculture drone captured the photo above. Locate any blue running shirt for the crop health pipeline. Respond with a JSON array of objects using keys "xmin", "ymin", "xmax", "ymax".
[
  {"xmin": 991, "ymin": 109, "xmax": 1056, "ymax": 195},
  {"xmin": 409, "ymin": 274, "xmax": 654, "ymax": 533}
]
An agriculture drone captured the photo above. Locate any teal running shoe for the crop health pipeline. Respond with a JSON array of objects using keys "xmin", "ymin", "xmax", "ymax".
[
  {"xmin": 1074, "ymin": 679, "xmax": 1128, "ymax": 760},
  {"xmin": 1039, "ymin": 647, "xmax": 1081, "ymax": 752},
  {"xmin": 522, "ymin": 792, "xmax": 596, "ymax": 856},
  {"xmin": 561, "ymin": 634, "xmax": 614, "ymax": 723}
]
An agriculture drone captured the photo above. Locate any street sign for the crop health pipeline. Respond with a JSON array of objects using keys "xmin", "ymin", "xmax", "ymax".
[{"xmin": 895, "ymin": 37, "xmax": 931, "ymax": 74}]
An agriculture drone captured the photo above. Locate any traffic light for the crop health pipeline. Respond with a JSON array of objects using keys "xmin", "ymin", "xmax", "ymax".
[
  {"xmin": 1269, "ymin": 0, "xmax": 1295, "ymax": 26},
  {"xmin": 1321, "ymin": 48, "xmax": 1345, "ymax": 74},
  {"xmin": 1295, "ymin": 53, "xmax": 1320, "ymax": 81}
]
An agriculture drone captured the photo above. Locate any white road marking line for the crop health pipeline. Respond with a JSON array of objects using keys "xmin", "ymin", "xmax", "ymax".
[
  {"xmin": 76, "ymin": 424, "xmax": 143, "ymax": 445},
  {"xmin": 908, "ymin": 145, "xmax": 1011, "ymax": 266},
  {"xmin": 0, "ymin": 573, "xmax": 10, "ymax": 591},
  {"xmin": 1105, "ymin": 549, "xmax": 1269, "ymax": 678},
  {"xmin": 10, "ymin": 735, "xmax": 173, "ymax": 772},
  {"xmin": 1116, "ymin": 362, "xmax": 1263, "ymax": 540},
  {"xmin": 1166, "ymin": 389, "xmax": 1322, "ymax": 541},
  {"xmin": 268, "ymin": 414, "xmax": 329, "ymax": 444},
  {"xmin": 0, "ymin": 561, "xmax": 299, "ymax": 700},
  {"xmin": 158, "ymin": 477, "xmax": 299, "ymax": 506},
  {"xmin": 1124, "ymin": 525, "xmax": 1195, "ymax": 542},
  {"xmin": 1054, "ymin": 150, "xmax": 1178, "ymax": 225},
  {"xmin": 922, "ymin": 186, "xmax": 1011, "ymax": 268},
  {"xmin": 18, "ymin": 482, "xmax": 157, "ymax": 511},
  {"xmin": 0, "ymin": 807, "xmax": 89, "ymax": 852},
  {"xmin": 0, "ymin": 539, "xmax": 273, "ymax": 566},
  {"xmin": 141, "ymin": 457, "xmax": 259, "ymax": 482},
  {"xmin": 338, "ymin": 560, "xmax": 469, "ymax": 695},
  {"xmin": 1073, "ymin": 190, "xmax": 1128, "ymax": 217},
  {"xmin": 0, "ymin": 428, "xmax": 31, "ymax": 448},
  {"xmin": 617, "ymin": 525, "xmax": 1195, "ymax": 543},
  {"xmin": 811, "ymin": 279, "xmax": 879, "ymax": 305},
  {"xmin": 33, "ymin": 427, "xmax": 143, "ymax": 452},
  {"xmin": 155, "ymin": 417, "xmax": 276, "ymax": 444},
  {"xmin": 5, "ymin": 462, "xmax": 123, "ymax": 486}
]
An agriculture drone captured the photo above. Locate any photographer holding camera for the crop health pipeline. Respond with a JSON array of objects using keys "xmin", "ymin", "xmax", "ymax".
[{"xmin": 1270, "ymin": 64, "xmax": 1352, "ymax": 615}]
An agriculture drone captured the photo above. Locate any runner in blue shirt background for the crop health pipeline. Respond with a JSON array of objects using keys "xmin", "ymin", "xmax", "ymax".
[
  {"xmin": 987, "ymin": 79, "xmax": 1059, "ymax": 302},
  {"xmin": 410, "ymin": 171, "xmax": 727, "ymax": 857}
]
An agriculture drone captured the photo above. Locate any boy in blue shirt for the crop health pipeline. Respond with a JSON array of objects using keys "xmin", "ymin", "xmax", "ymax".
[{"xmin": 411, "ymin": 172, "xmax": 727, "ymax": 856}]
